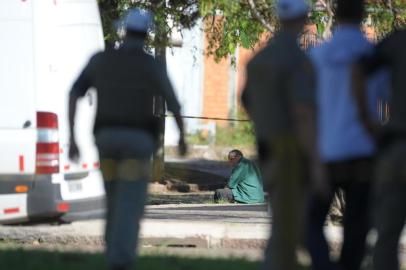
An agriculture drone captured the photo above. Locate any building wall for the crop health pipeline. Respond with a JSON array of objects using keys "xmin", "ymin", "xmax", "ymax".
[
  {"xmin": 165, "ymin": 22, "xmax": 204, "ymax": 145},
  {"xmin": 202, "ymin": 49, "xmax": 230, "ymax": 125}
]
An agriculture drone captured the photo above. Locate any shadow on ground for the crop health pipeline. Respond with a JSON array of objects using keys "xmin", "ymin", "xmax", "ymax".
[
  {"xmin": 164, "ymin": 159, "xmax": 229, "ymax": 192},
  {"xmin": 147, "ymin": 193, "xmax": 215, "ymax": 205}
]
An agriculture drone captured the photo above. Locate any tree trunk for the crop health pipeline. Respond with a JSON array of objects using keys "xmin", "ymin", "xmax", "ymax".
[{"xmin": 152, "ymin": 29, "xmax": 167, "ymax": 182}]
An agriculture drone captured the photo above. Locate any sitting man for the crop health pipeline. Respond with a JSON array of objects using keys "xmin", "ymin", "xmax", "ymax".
[{"xmin": 214, "ymin": 149, "xmax": 265, "ymax": 204}]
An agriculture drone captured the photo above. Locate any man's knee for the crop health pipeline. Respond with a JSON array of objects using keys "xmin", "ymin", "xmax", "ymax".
[
  {"xmin": 214, "ymin": 189, "xmax": 223, "ymax": 202},
  {"xmin": 214, "ymin": 188, "xmax": 234, "ymax": 203}
]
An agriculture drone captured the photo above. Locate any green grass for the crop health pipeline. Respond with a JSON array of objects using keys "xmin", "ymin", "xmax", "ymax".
[
  {"xmin": 0, "ymin": 246, "xmax": 259, "ymax": 270},
  {"xmin": 186, "ymin": 110, "xmax": 256, "ymax": 147},
  {"xmin": 5, "ymin": 244, "xmax": 401, "ymax": 270},
  {"xmin": 187, "ymin": 124, "xmax": 255, "ymax": 147}
]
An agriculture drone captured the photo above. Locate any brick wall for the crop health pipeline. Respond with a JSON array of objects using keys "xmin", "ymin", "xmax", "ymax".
[
  {"xmin": 202, "ymin": 37, "xmax": 230, "ymax": 126},
  {"xmin": 201, "ymin": 24, "xmax": 376, "ymax": 127},
  {"xmin": 236, "ymin": 34, "xmax": 269, "ymax": 101}
]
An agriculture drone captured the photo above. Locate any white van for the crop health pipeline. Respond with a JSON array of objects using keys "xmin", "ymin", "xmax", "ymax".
[{"xmin": 0, "ymin": 0, "xmax": 105, "ymax": 224}]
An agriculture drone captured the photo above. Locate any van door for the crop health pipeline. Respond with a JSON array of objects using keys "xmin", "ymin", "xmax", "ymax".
[
  {"xmin": 50, "ymin": 0, "xmax": 105, "ymax": 201},
  {"xmin": 52, "ymin": 0, "xmax": 104, "ymax": 171},
  {"xmin": 0, "ymin": 0, "xmax": 36, "ymax": 174}
]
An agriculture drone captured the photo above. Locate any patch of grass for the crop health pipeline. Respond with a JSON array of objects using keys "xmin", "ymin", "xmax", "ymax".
[
  {"xmin": 187, "ymin": 131, "xmax": 210, "ymax": 145},
  {"xmin": 200, "ymin": 199, "xmax": 233, "ymax": 204},
  {"xmin": 214, "ymin": 198, "xmax": 232, "ymax": 204},
  {"xmin": 187, "ymin": 110, "xmax": 256, "ymax": 147},
  {"xmin": 3, "ymin": 244, "xmax": 375, "ymax": 270},
  {"xmin": 215, "ymin": 124, "xmax": 255, "ymax": 148},
  {"xmin": 0, "ymin": 246, "xmax": 260, "ymax": 270}
]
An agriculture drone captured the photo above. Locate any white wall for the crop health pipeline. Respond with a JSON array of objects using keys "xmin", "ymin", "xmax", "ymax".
[{"xmin": 165, "ymin": 22, "xmax": 204, "ymax": 146}]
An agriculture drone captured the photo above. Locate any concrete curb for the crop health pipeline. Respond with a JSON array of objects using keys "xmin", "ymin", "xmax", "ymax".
[
  {"xmin": 0, "ymin": 219, "xmax": 270, "ymax": 249},
  {"xmin": 140, "ymin": 219, "xmax": 269, "ymax": 249}
]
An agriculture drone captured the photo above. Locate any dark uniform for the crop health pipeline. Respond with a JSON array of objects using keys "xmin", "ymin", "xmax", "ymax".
[
  {"xmin": 70, "ymin": 37, "xmax": 181, "ymax": 269},
  {"xmin": 242, "ymin": 31, "xmax": 316, "ymax": 270},
  {"xmin": 360, "ymin": 29, "xmax": 406, "ymax": 270}
]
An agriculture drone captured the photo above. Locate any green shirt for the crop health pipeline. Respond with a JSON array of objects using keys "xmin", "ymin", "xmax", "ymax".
[{"xmin": 228, "ymin": 158, "xmax": 265, "ymax": 204}]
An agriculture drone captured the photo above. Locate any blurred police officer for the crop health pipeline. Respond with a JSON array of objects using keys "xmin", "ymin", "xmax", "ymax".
[
  {"xmin": 242, "ymin": 0, "xmax": 323, "ymax": 269},
  {"xmin": 356, "ymin": 24, "xmax": 406, "ymax": 270},
  {"xmin": 307, "ymin": 1, "xmax": 388, "ymax": 269},
  {"xmin": 68, "ymin": 8, "xmax": 186, "ymax": 270}
]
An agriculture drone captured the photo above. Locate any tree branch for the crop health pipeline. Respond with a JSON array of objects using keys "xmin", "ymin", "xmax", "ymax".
[
  {"xmin": 319, "ymin": 0, "xmax": 334, "ymax": 39},
  {"xmin": 246, "ymin": 0, "xmax": 275, "ymax": 33}
]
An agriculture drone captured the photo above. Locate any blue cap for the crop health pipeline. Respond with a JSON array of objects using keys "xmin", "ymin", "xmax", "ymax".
[
  {"xmin": 277, "ymin": 0, "xmax": 309, "ymax": 20},
  {"xmin": 116, "ymin": 8, "xmax": 154, "ymax": 33}
]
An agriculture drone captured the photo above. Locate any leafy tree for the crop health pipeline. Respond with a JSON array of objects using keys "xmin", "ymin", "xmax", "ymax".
[
  {"xmin": 98, "ymin": 0, "xmax": 200, "ymax": 47},
  {"xmin": 366, "ymin": 0, "xmax": 406, "ymax": 39},
  {"xmin": 98, "ymin": 1, "xmax": 406, "ymax": 55},
  {"xmin": 307, "ymin": 0, "xmax": 406, "ymax": 41},
  {"xmin": 199, "ymin": 0, "xmax": 276, "ymax": 63}
]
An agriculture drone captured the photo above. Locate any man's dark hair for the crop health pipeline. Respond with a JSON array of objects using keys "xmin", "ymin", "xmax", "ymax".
[
  {"xmin": 335, "ymin": 0, "xmax": 364, "ymax": 24},
  {"xmin": 228, "ymin": 149, "xmax": 243, "ymax": 159},
  {"xmin": 126, "ymin": 29, "xmax": 148, "ymax": 40}
]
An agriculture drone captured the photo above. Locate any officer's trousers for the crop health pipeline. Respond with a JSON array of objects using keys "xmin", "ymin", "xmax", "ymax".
[
  {"xmin": 306, "ymin": 158, "xmax": 372, "ymax": 270},
  {"xmin": 373, "ymin": 140, "xmax": 406, "ymax": 270},
  {"xmin": 260, "ymin": 138, "xmax": 308, "ymax": 270},
  {"xmin": 95, "ymin": 127, "xmax": 154, "ymax": 269}
]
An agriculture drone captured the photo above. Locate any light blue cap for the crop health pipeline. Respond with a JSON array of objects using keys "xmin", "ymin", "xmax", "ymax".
[
  {"xmin": 116, "ymin": 8, "xmax": 154, "ymax": 33},
  {"xmin": 277, "ymin": 0, "xmax": 309, "ymax": 20}
]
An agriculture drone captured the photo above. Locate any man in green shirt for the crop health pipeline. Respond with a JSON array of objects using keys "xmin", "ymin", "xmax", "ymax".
[{"xmin": 214, "ymin": 150, "xmax": 264, "ymax": 204}]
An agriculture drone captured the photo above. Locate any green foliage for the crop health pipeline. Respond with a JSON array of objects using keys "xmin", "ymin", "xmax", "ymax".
[
  {"xmin": 97, "ymin": 0, "xmax": 200, "ymax": 48},
  {"xmin": 199, "ymin": 0, "xmax": 275, "ymax": 63},
  {"xmin": 216, "ymin": 110, "xmax": 255, "ymax": 147},
  {"xmin": 187, "ymin": 123, "xmax": 255, "ymax": 147},
  {"xmin": 187, "ymin": 130, "xmax": 211, "ymax": 145},
  {"xmin": 366, "ymin": 1, "xmax": 406, "ymax": 39},
  {"xmin": 97, "ymin": 1, "xmax": 406, "ymax": 60},
  {"xmin": 97, "ymin": 0, "xmax": 277, "ymax": 61},
  {"xmin": 97, "ymin": 0, "xmax": 128, "ymax": 43},
  {"xmin": 187, "ymin": 110, "xmax": 255, "ymax": 147},
  {"xmin": 310, "ymin": 11, "xmax": 326, "ymax": 36}
]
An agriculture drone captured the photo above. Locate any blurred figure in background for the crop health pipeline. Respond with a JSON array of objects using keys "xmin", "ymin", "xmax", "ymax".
[
  {"xmin": 356, "ymin": 24, "xmax": 406, "ymax": 270},
  {"xmin": 242, "ymin": 0, "xmax": 324, "ymax": 269},
  {"xmin": 306, "ymin": 1, "xmax": 388, "ymax": 269},
  {"xmin": 68, "ymin": 8, "xmax": 186, "ymax": 270},
  {"xmin": 214, "ymin": 149, "xmax": 264, "ymax": 204}
]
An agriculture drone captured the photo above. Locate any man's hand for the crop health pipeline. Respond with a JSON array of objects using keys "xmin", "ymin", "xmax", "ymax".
[
  {"xmin": 178, "ymin": 136, "xmax": 187, "ymax": 156},
  {"xmin": 69, "ymin": 138, "xmax": 80, "ymax": 162}
]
